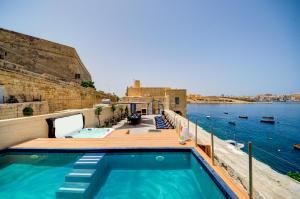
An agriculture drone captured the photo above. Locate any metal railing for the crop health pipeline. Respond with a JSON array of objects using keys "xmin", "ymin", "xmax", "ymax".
[{"xmin": 164, "ymin": 110, "xmax": 300, "ymax": 199}]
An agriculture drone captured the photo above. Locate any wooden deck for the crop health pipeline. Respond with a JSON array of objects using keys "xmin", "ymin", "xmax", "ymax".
[{"xmin": 11, "ymin": 129, "xmax": 248, "ymax": 199}]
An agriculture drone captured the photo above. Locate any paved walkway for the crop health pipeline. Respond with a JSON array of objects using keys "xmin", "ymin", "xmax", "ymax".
[{"xmin": 113, "ymin": 115, "xmax": 158, "ymax": 134}]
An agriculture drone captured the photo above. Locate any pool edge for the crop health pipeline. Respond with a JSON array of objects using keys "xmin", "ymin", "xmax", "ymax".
[{"xmin": 1, "ymin": 147, "xmax": 238, "ymax": 199}]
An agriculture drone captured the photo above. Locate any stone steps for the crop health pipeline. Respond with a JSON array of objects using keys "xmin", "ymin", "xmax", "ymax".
[{"xmin": 56, "ymin": 153, "xmax": 105, "ymax": 199}]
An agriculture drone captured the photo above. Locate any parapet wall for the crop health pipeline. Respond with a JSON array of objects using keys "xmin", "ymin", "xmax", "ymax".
[
  {"xmin": 0, "ymin": 101, "xmax": 49, "ymax": 120},
  {"xmin": 0, "ymin": 106, "xmax": 121, "ymax": 150}
]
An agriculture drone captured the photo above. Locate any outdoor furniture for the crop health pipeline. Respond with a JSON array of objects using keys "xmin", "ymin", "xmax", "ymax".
[{"xmin": 128, "ymin": 113, "xmax": 142, "ymax": 125}]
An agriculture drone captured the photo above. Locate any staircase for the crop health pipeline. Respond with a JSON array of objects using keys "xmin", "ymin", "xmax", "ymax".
[{"xmin": 56, "ymin": 153, "xmax": 106, "ymax": 199}]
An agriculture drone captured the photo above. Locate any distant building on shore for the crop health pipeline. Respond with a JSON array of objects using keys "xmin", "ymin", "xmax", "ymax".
[{"xmin": 122, "ymin": 80, "xmax": 186, "ymax": 116}]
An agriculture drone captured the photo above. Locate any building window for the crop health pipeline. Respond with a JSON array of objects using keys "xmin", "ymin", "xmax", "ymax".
[
  {"xmin": 175, "ymin": 97, "xmax": 180, "ymax": 105},
  {"xmin": 75, "ymin": 73, "xmax": 81, "ymax": 79}
]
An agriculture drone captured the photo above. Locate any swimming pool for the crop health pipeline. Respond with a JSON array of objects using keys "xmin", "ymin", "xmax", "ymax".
[
  {"xmin": 68, "ymin": 128, "xmax": 114, "ymax": 138},
  {"xmin": 0, "ymin": 149, "xmax": 237, "ymax": 199}
]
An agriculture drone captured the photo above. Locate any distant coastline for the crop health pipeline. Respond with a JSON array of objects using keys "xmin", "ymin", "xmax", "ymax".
[
  {"xmin": 187, "ymin": 93, "xmax": 300, "ymax": 104},
  {"xmin": 187, "ymin": 94, "xmax": 254, "ymax": 104}
]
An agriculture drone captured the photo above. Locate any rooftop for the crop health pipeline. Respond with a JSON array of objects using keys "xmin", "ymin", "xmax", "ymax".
[{"xmin": 10, "ymin": 115, "xmax": 248, "ymax": 199}]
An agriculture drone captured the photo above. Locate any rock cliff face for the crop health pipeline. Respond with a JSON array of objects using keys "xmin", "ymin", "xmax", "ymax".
[{"xmin": 0, "ymin": 28, "xmax": 91, "ymax": 82}]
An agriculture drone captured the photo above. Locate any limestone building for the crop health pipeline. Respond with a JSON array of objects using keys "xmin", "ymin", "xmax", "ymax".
[
  {"xmin": 0, "ymin": 28, "xmax": 115, "ymax": 119},
  {"xmin": 0, "ymin": 28, "xmax": 91, "ymax": 83},
  {"xmin": 122, "ymin": 80, "xmax": 187, "ymax": 116}
]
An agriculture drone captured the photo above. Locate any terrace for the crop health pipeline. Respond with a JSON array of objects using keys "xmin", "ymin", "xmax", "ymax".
[{"xmin": 2, "ymin": 110, "xmax": 248, "ymax": 199}]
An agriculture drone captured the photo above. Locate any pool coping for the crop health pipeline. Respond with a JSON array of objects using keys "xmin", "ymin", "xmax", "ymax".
[{"xmin": 1, "ymin": 147, "xmax": 238, "ymax": 199}]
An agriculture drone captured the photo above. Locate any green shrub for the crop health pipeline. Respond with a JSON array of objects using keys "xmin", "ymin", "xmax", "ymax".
[
  {"xmin": 81, "ymin": 80, "xmax": 95, "ymax": 89},
  {"xmin": 287, "ymin": 171, "xmax": 300, "ymax": 182},
  {"xmin": 95, "ymin": 106, "xmax": 103, "ymax": 126},
  {"xmin": 23, "ymin": 107, "xmax": 33, "ymax": 116}
]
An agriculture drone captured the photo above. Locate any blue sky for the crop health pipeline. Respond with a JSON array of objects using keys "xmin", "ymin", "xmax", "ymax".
[{"xmin": 1, "ymin": 0, "xmax": 299, "ymax": 96}]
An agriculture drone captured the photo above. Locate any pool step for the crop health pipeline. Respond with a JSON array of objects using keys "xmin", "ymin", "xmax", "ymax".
[
  {"xmin": 56, "ymin": 182, "xmax": 91, "ymax": 199},
  {"xmin": 74, "ymin": 153, "xmax": 105, "ymax": 169},
  {"xmin": 56, "ymin": 153, "xmax": 106, "ymax": 199},
  {"xmin": 65, "ymin": 169, "xmax": 96, "ymax": 183}
]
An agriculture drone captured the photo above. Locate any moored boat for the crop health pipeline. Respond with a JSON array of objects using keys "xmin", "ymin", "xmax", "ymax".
[
  {"xmin": 224, "ymin": 112, "xmax": 229, "ymax": 114},
  {"xmin": 260, "ymin": 119, "xmax": 275, "ymax": 124},
  {"xmin": 225, "ymin": 140, "xmax": 245, "ymax": 150},
  {"xmin": 239, "ymin": 116, "xmax": 248, "ymax": 119},
  {"xmin": 206, "ymin": 115, "xmax": 211, "ymax": 119},
  {"xmin": 262, "ymin": 116, "xmax": 274, "ymax": 120},
  {"xmin": 293, "ymin": 144, "xmax": 300, "ymax": 150}
]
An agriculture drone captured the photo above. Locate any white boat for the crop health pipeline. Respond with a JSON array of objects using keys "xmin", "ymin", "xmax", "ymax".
[
  {"xmin": 225, "ymin": 140, "xmax": 245, "ymax": 150},
  {"xmin": 206, "ymin": 115, "xmax": 211, "ymax": 119}
]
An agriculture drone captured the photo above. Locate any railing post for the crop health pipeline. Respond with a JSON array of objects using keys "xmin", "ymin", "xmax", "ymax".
[
  {"xmin": 211, "ymin": 130, "xmax": 215, "ymax": 165},
  {"xmin": 248, "ymin": 142, "xmax": 253, "ymax": 199},
  {"xmin": 178, "ymin": 120, "xmax": 181, "ymax": 135},
  {"xmin": 187, "ymin": 117, "xmax": 189, "ymax": 134},
  {"xmin": 195, "ymin": 120, "xmax": 198, "ymax": 147}
]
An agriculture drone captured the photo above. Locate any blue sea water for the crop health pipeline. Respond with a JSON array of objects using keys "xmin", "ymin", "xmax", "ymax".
[{"xmin": 187, "ymin": 103, "xmax": 300, "ymax": 174}]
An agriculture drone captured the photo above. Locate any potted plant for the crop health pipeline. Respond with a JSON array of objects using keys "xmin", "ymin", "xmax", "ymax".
[
  {"xmin": 23, "ymin": 107, "xmax": 33, "ymax": 116},
  {"xmin": 95, "ymin": 106, "xmax": 103, "ymax": 127},
  {"xmin": 125, "ymin": 106, "xmax": 129, "ymax": 117},
  {"xmin": 111, "ymin": 104, "xmax": 116, "ymax": 119},
  {"xmin": 104, "ymin": 119, "xmax": 109, "ymax": 127},
  {"xmin": 179, "ymin": 135, "xmax": 186, "ymax": 145},
  {"xmin": 119, "ymin": 106, "xmax": 124, "ymax": 119}
]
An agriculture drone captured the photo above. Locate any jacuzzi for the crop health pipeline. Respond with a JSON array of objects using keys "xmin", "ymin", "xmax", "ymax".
[
  {"xmin": 46, "ymin": 113, "xmax": 114, "ymax": 138},
  {"xmin": 68, "ymin": 128, "xmax": 114, "ymax": 138}
]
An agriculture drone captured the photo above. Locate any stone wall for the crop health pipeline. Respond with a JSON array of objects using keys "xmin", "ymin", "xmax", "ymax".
[
  {"xmin": 127, "ymin": 87, "xmax": 171, "ymax": 97},
  {"xmin": 166, "ymin": 89, "xmax": 187, "ymax": 116},
  {"xmin": 0, "ymin": 60, "xmax": 116, "ymax": 115},
  {"xmin": 0, "ymin": 28, "xmax": 91, "ymax": 82},
  {"xmin": 0, "ymin": 101, "xmax": 49, "ymax": 120},
  {"xmin": 0, "ymin": 106, "xmax": 123, "ymax": 150}
]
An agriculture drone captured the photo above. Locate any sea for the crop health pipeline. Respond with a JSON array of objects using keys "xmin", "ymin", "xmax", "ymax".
[{"xmin": 187, "ymin": 103, "xmax": 300, "ymax": 174}]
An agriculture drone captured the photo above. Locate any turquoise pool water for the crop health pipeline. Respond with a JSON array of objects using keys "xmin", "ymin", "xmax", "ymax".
[
  {"xmin": 95, "ymin": 153, "xmax": 225, "ymax": 199},
  {"xmin": 0, "ymin": 152, "xmax": 228, "ymax": 199},
  {"xmin": 0, "ymin": 153, "xmax": 81, "ymax": 199}
]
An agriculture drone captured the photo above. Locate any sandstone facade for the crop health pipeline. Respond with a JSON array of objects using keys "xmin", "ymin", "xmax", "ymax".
[
  {"xmin": 123, "ymin": 80, "xmax": 187, "ymax": 116},
  {"xmin": 0, "ymin": 28, "xmax": 116, "ymax": 119},
  {"xmin": 0, "ymin": 28, "xmax": 91, "ymax": 82},
  {"xmin": 0, "ymin": 101, "xmax": 49, "ymax": 120},
  {"xmin": 0, "ymin": 60, "xmax": 115, "ymax": 113}
]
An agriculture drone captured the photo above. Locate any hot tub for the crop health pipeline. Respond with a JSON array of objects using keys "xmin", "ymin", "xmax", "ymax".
[{"xmin": 68, "ymin": 128, "xmax": 114, "ymax": 138}]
